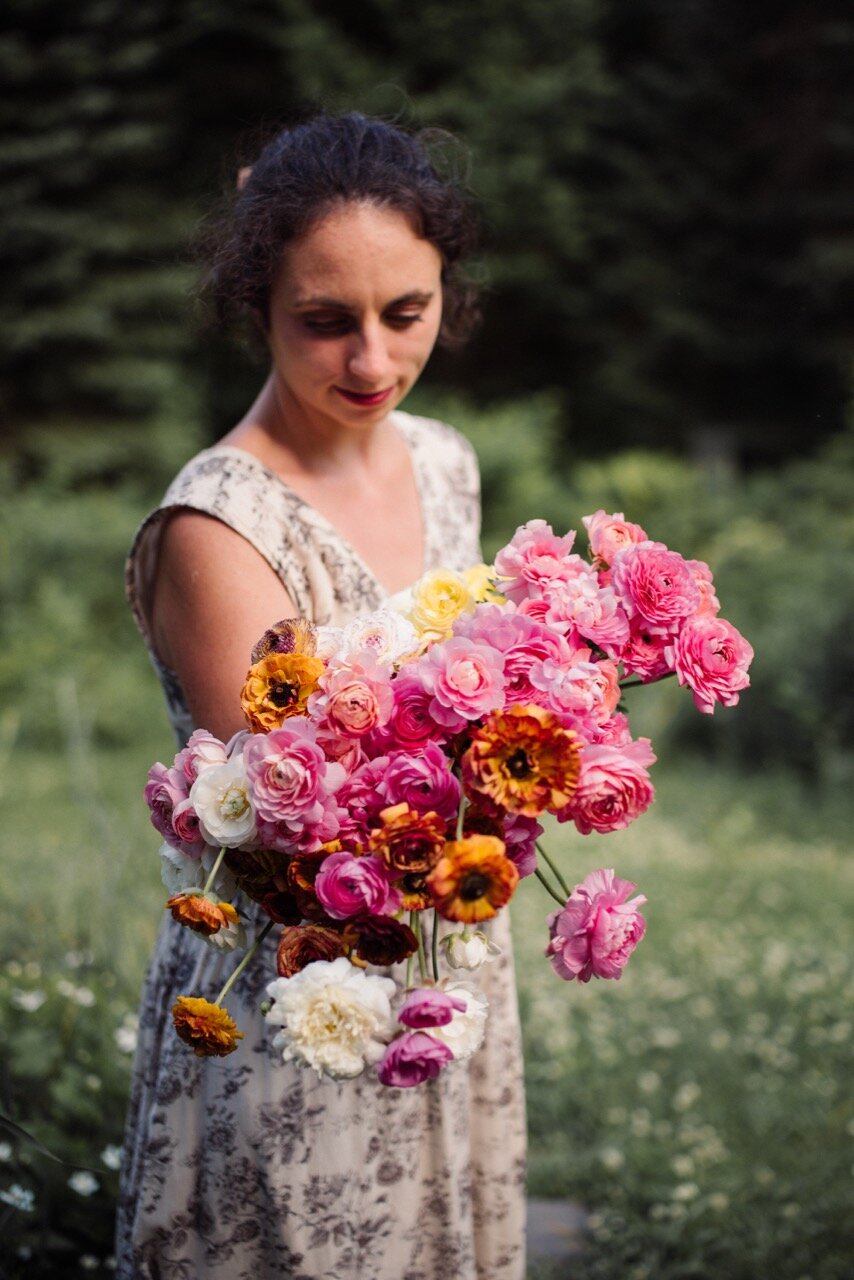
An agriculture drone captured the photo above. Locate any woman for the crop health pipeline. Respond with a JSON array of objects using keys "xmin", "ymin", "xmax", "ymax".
[{"xmin": 119, "ymin": 114, "xmax": 526, "ymax": 1279}]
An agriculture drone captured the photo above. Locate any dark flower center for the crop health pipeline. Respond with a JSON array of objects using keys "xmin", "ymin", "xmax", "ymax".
[
  {"xmin": 269, "ymin": 680, "xmax": 298, "ymax": 708},
  {"xmin": 505, "ymin": 748, "xmax": 532, "ymax": 779},
  {"xmin": 460, "ymin": 872, "xmax": 492, "ymax": 901}
]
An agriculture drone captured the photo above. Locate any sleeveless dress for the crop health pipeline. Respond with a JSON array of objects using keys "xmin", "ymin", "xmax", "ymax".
[{"xmin": 117, "ymin": 410, "xmax": 527, "ymax": 1280}]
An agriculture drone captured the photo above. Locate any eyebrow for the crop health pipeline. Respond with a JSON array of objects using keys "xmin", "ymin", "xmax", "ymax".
[{"xmin": 292, "ymin": 290, "xmax": 435, "ymax": 310}]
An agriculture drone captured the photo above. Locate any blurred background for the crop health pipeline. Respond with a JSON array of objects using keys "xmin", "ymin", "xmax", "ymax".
[{"xmin": 0, "ymin": 2, "xmax": 852, "ymax": 1276}]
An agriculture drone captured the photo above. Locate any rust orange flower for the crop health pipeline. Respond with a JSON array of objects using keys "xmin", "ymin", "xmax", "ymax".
[
  {"xmin": 427, "ymin": 834, "xmax": 520, "ymax": 923},
  {"xmin": 462, "ymin": 704, "xmax": 582, "ymax": 816},
  {"xmin": 368, "ymin": 803, "xmax": 447, "ymax": 874},
  {"xmin": 276, "ymin": 924, "xmax": 348, "ymax": 977},
  {"xmin": 398, "ymin": 872, "xmax": 432, "ymax": 912},
  {"xmin": 166, "ymin": 892, "xmax": 240, "ymax": 936},
  {"xmin": 341, "ymin": 916, "xmax": 419, "ymax": 966},
  {"xmin": 172, "ymin": 996, "xmax": 244, "ymax": 1057},
  {"xmin": 240, "ymin": 652, "xmax": 325, "ymax": 732}
]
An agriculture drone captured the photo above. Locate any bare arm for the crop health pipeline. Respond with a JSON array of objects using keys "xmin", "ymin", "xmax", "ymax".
[{"xmin": 150, "ymin": 511, "xmax": 297, "ymax": 740}]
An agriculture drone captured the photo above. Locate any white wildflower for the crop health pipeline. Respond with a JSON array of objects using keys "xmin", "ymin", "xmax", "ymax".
[
  {"xmin": 11, "ymin": 989, "xmax": 46, "ymax": 1013},
  {"xmin": 440, "ymin": 929, "xmax": 501, "ymax": 972},
  {"xmin": 68, "ymin": 1171, "xmax": 99, "ymax": 1197},
  {"xmin": 0, "ymin": 1184, "xmax": 35, "ymax": 1211},
  {"xmin": 100, "ymin": 1145, "xmax": 122, "ymax": 1170}
]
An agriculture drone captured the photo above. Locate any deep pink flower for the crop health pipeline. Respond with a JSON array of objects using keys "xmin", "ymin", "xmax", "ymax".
[
  {"xmin": 377, "ymin": 1031, "xmax": 454, "ymax": 1087},
  {"xmin": 611, "ymin": 542, "xmax": 700, "ymax": 629},
  {"xmin": 588, "ymin": 713, "xmax": 632, "ymax": 748},
  {"xmin": 335, "ymin": 756, "xmax": 392, "ymax": 847},
  {"xmin": 170, "ymin": 797, "xmax": 206, "ymax": 854},
  {"xmin": 559, "ymin": 743, "xmax": 656, "ymax": 835},
  {"xmin": 144, "ymin": 762, "xmax": 205, "ymax": 855},
  {"xmin": 378, "ymin": 744, "xmax": 461, "ymax": 823},
  {"xmin": 244, "ymin": 723, "xmax": 346, "ymax": 854},
  {"xmin": 493, "ymin": 520, "xmax": 579, "ymax": 603},
  {"xmin": 502, "ymin": 812, "xmax": 543, "ymax": 878},
  {"xmin": 533, "ymin": 657, "xmax": 620, "ymax": 726},
  {"xmin": 582, "ymin": 510, "xmax": 648, "ymax": 566},
  {"xmin": 415, "ymin": 636, "xmax": 506, "ymax": 729},
  {"xmin": 373, "ymin": 672, "xmax": 449, "ymax": 752},
  {"xmin": 620, "ymin": 622, "xmax": 674, "ymax": 682},
  {"xmin": 668, "ymin": 614, "xmax": 753, "ymax": 714},
  {"xmin": 398, "ymin": 988, "xmax": 467, "ymax": 1028},
  {"xmin": 315, "ymin": 851, "xmax": 399, "ymax": 919},
  {"xmin": 546, "ymin": 867, "xmax": 647, "ymax": 982}
]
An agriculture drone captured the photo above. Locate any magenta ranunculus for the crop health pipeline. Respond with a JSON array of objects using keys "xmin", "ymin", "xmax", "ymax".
[
  {"xmin": 374, "ymin": 672, "xmax": 449, "ymax": 752},
  {"xmin": 398, "ymin": 988, "xmax": 467, "ymax": 1028},
  {"xmin": 493, "ymin": 519, "xmax": 579, "ymax": 603},
  {"xmin": 378, "ymin": 743, "xmax": 461, "ymax": 823},
  {"xmin": 415, "ymin": 636, "xmax": 506, "ymax": 729},
  {"xmin": 546, "ymin": 867, "xmax": 647, "ymax": 982},
  {"xmin": 502, "ymin": 812, "xmax": 543, "ymax": 878},
  {"xmin": 582, "ymin": 510, "xmax": 648, "ymax": 566},
  {"xmin": 244, "ymin": 722, "xmax": 346, "ymax": 854},
  {"xmin": 669, "ymin": 614, "xmax": 753, "ymax": 714},
  {"xmin": 559, "ymin": 744, "xmax": 656, "ymax": 835},
  {"xmin": 315, "ymin": 851, "xmax": 398, "ymax": 919},
  {"xmin": 376, "ymin": 1031, "xmax": 454, "ymax": 1087},
  {"xmin": 610, "ymin": 543, "xmax": 700, "ymax": 629},
  {"xmin": 174, "ymin": 729, "xmax": 229, "ymax": 786},
  {"xmin": 335, "ymin": 756, "xmax": 391, "ymax": 846}
]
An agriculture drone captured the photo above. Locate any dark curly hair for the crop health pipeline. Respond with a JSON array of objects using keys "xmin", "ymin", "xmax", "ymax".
[{"xmin": 200, "ymin": 113, "xmax": 481, "ymax": 349}]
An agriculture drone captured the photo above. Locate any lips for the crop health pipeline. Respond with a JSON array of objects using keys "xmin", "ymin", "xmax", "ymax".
[{"xmin": 334, "ymin": 386, "xmax": 395, "ymax": 408}]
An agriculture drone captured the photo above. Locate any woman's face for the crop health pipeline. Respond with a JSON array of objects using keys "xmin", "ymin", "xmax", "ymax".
[{"xmin": 266, "ymin": 201, "xmax": 444, "ymax": 434}]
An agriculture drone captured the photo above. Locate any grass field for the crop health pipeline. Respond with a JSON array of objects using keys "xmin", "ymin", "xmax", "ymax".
[{"xmin": 1, "ymin": 708, "xmax": 851, "ymax": 1276}]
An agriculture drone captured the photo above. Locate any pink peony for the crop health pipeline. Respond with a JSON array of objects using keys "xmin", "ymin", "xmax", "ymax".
[
  {"xmin": 244, "ymin": 723, "xmax": 346, "ymax": 854},
  {"xmin": 620, "ymin": 622, "xmax": 674, "ymax": 682},
  {"xmin": 415, "ymin": 636, "xmax": 506, "ymax": 729},
  {"xmin": 377, "ymin": 1031, "xmax": 454, "ymax": 1087},
  {"xmin": 174, "ymin": 730, "xmax": 229, "ymax": 786},
  {"xmin": 378, "ymin": 743, "xmax": 461, "ymax": 823},
  {"xmin": 315, "ymin": 851, "xmax": 399, "ymax": 919},
  {"xmin": 546, "ymin": 867, "xmax": 647, "ymax": 982},
  {"xmin": 611, "ymin": 543, "xmax": 700, "ymax": 629},
  {"xmin": 559, "ymin": 743, "xmax": 656, "ymax": 835},
  {"xmin": 493, "ymin": 520, "xmax": 579, "ymax": 603},
  {"xmin": 668, "ymin": 614, "xmax": 753, "ymax": 714},
  {"xmin": 398, "ymin": 988, "xmax": 467, "ymax": 1029},
  {"xmin": 582, "ymin": 510, "xmax": 648, "ymax": 566},
  {"xmin": 310, "ymin": 654, "xmax": 394, "ymax": 738}
]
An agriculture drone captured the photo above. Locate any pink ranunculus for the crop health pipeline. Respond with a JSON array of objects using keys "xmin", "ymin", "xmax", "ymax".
[
  {"xmin": 533, "ymin": 656, "xmax": 620, "ymax": 727},
  {"xmin": 582, "ymin": 510, "xmax": 648, "ymax": 567},
  {"xmin": 373, "ymin": 671, "xmax": 449, "ymax": 753},
  {"xmin": 502, "ymin": 812, "xmax": 543, "ymax": 878},
  {"xmin": 542, "ymin": 572, "xmax": 631, "ymax": 656},
  {"xmin": 493, "ymin": 519, "xmax": 579, "ymax": 603},
  {"xmin": 174, "ymin": 729, "xmax": 229, "ymax": 786},
  {"xmin": 378, "ymin": 743, "xmax": 461, "ymax": 823},
  {"xmin": 310, "ymin": 654, "xmax": 394, "ymax": 738},
  {"xmin": 144, "ymin": 762, "xmax": 190, "ymax": 851},
  {"xmin": 398, "ymin": 988, "xmax": 467, "ymax": 1029},
  {"xmin": 668, "ymin": 614, "xmax": 753, "ymax": 714},
  {"xmin": 244, "ymin": 722, "xmax": 346, "ymax": 854},
  {"xmin": 588, "ymin": 712, "xmax": 632, "ymax": 748},
  {"xmin": 610, "ymin": 543, "xmax": 700, "ymax": 629},
  {"xmin": 685, "ymin": 560, "xmax": 721, "ymax": 617},
  {"xmin": 334, "ymin": 756, "xmax": 392, "ymax": 847},
  {"xmin": 315, "ymin": 731, "xmax": 366, "ymax": 775},
  {"xmin": 377, "ymin": 1031, "xmax": 454, "ymax": 1087},
  {"xmin": 515, "ymin": 596, "xmax": 552, "ymax": 627},
  {"xmin": 620, "ymin": 621, "xmax": 674, "ymax": 682},
  {"xmin": 546, "ymin": 867, "xmax": 647, "ymax": 982},
  {"xmin": 315, "ymin": 851, "xmax": 398, "ymax": 919},
  {"xmin": 170, "ymin": 797, "xmax": 208, "ymax": 856},
  {"xmin": 416, "ymin": 636, "xmax": 506, "ymax": 729},
  {"xmin": 559, "ymin": 743, "xmax": 656, "ymax": 835}
]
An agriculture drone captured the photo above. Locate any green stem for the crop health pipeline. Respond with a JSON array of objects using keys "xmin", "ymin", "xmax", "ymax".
[
  {"xmin": 535, "ymin": 866, "xmax": 567, "ymax": 908},
  {"xmin": 619, "ymin": 671, "xmax": 677, "ymax": 691},
  {"xmin": 414, "ymin": 912, "xmax": 428, "ymax": 984},
  {"xmin": 215, "ymin": 920, "xmax": 274, "ymax": 1006},
  {"xmin": 536, "ymin": 841, "xmax": 571, "ymax": 898},
  {"xmin": 455, "ymin": 793, "xmax": 468, "ymax": 842},
  {"xmin": 202, "ymin": 846, "xmax": 228, "ymax": 896},
  {"xmin": 406, "ymin": 912, "xmax": 415, "ymax": 989},
  {"xmin": 431, "ymin": 909, "xmax": 440, "ymax": 982}
]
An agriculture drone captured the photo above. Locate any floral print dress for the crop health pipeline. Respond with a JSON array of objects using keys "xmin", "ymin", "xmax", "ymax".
[{"xmin": 117, "ymin": 410, "xmax": 527, "ymax": 1280}]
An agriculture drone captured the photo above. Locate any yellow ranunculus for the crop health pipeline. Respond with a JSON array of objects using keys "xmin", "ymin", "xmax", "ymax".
[
  {"xmin": 407, "ymin": 568, "xmax": 475, "ymax": 639},
  {"xmin": 462, "ymin": 563, "xmax": 506, "ymax": 605}
]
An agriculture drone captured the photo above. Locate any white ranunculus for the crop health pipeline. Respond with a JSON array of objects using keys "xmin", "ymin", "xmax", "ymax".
[
  {"xmin": 429, "ymin": 983, "xmax": 489, "ymax": 1061},
  {"xmin": 190, "ymin": 756, "xmax": 256, "ymax": 848},
  {"xmin": 338, "ymin": 609, "xmax": 418, "ymax": 665},
  {"xmin": 314, "ymin": 625, "xmax": 344, "ymax": 661},
  {"xmin": 265, "ymin": 957, "xmax": 397, "ymax": 1080},
  {"xmin": 441, "ymin": 929, "xmax": 502, "ymax": 971},
  {"xmin": 201, "ymin": 901, "xmax": 246, "ymax": 953}
]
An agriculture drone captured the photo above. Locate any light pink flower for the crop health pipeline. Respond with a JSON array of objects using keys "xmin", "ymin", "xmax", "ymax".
[
  {"xmin": 559, "ymin": 743, "xmax": 656, "ymax": 835},
  {"xmin": 415, "ymin": 636, "xmax": 506, "ymax": 730},
  {"xmin": 244, "ymin": 723, "xmax": 346, "ymax": 854},
  {"xmin": 378, "ymin": 744, "xmax": 461, "ymax": 823},
  {"xmin": 588, "ymin": 713, "xmax": 632, "ymax": 748},
  {"xmin": 668, "ymin": 614, "xmax": 753, "ymax": 714},
  {"xmin": 174, "ymin": 730, "xmax": 229, "ymax": 786},
  {"xmin": 533, "ymin": 657, "xmax": 620, "ymax": 726},
  {"xmin": 542, "ymin": 572, "xmax": 630, "ymax": 655},
  {"xmin": 582, "ymin": 510, "xmax": 648, "ymax": 566},
  {"xmin": 377, "ymin": 1032, "xmax": 454, "ymax": 1087},
  {"xmin": 310, "ymin": 654, "xmax": 394, "ymax": 738},
  {"xmin": 611, "ymin": 543, "xmax": 700, "ymax": 628},
  {"xmin": 546, "ymin": 867, "xmax": 647, "ymax": 982},
  {"xmin": 398, "ymin": 988, "xmax": 467, "ymax": 1028},
  {"xmin": 686, "ymin": 560, "xmax": 721, "ymax": 617},
  {"xmin": 493, "ymin": 520, "xmax": 579, "ymax": 603},
  {"xmin": 315, "ymin": 851, "xmax": 399, "ymax": 919}
]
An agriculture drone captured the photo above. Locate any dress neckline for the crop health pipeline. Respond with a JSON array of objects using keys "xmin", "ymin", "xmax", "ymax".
[{"xmin": 201, "ymin": 411, "xmax": 433, "ymax": 600}]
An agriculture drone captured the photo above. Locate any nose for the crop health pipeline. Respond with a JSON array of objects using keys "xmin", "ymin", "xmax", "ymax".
[{"xmin": 347, "ymin": 322, "xmax": 392, "ymax": 386}]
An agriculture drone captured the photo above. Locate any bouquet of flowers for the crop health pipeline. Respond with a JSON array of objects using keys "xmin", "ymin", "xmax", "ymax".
[{"xmin": 144, "ymin": 512, "xmax": 753, "ymax": 1087}]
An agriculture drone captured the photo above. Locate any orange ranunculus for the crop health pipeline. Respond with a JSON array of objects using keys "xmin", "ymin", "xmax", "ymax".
[
  {"xmin": 398, "ymin": 872, "xmax": 432, "ymax": 912},
  {"xmin": 166, "ymin": 892, "xmax": 240, "ymax": 936},
  {"xmin": 250, "ymin": 617, "xmax": 319, "ymax": 664},
  {"xmin": 276, "ymin": 924, "xmax": 348, "ymax": 977},
  {"xmin": 240, "ymin": 652, "xmax": 325, "ymax": 732},
  {"xmin": 368, "ymin": 803, "xmax": 447, "ymax": 874},
  {"xmin": 427, "ymin": 834, "xmax": 520, "ymax": 923},
  {"xmin": 172, "ymin": 996, "xmax": 244, "ymax": 1057},
  {"xmin": 462, "ymin": 704, "xmax": 582, "ymax": 817}
]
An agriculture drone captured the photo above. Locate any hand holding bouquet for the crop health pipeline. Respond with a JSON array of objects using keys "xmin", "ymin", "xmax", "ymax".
[{"xmin": 145, "ymin": 511, "xmax": 753, "ymax": 1085}]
